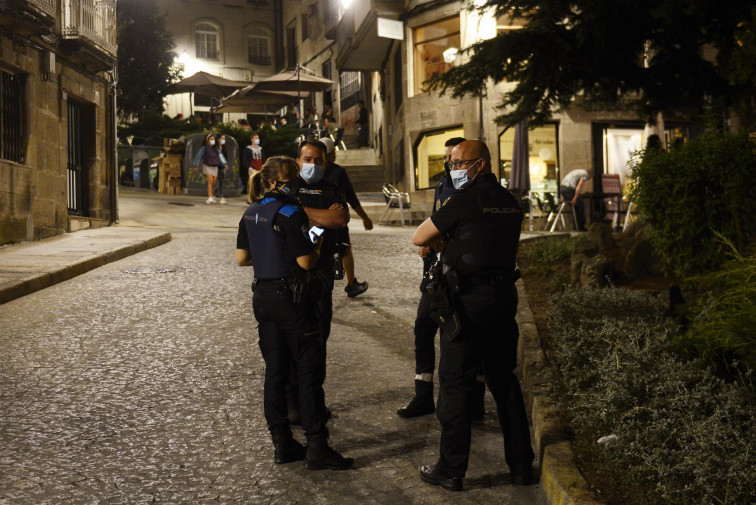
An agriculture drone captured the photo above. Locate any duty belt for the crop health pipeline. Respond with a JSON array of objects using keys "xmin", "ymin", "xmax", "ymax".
[{"xmin": 461, "ymin": 268, "xmax": 521, "ymax": 288}]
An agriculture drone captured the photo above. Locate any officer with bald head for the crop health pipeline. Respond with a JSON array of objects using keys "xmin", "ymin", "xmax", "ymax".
[{"xmin": 412, "ymin": 139, "xmax": 535, "ymax": 491}]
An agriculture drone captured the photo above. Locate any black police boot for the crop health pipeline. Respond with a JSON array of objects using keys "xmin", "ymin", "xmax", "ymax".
[
  {"xmin": 469, "ymin": 380, "xmax": 486, "ymax": 422},
  {"xmin": 397, "ymin": 379, "xmax": 435, "ymax": 418},
  {"xmin": 510, "ymin": 462, "xmax": 535, "ymax": 485},
  {"xmin": 304, "ymin": 431, "xmax": 354, "ymax": 470},
  {"xmin": 271, "ymin": 429, "xmax": 306, "ymax": 464}
]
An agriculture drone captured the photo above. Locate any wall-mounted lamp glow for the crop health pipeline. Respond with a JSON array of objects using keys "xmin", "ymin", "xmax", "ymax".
[
  {"xmin": 442, "ymin": 47, "xmax": 458, "ymax": 64},
  {"xmin": 341, "ymin": 0, "xmax": 353, "ymax": 9}
]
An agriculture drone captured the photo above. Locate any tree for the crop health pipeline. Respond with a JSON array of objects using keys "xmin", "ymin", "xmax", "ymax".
[
  {"xmin": 426, "ymin": 0, "xmax": 756, "ymax": 128},
  {"xmin": 117, "ymin": 0, "xmax": 181, "ymax": 118}
]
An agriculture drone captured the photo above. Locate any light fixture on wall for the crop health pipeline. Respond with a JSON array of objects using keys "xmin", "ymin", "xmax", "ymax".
[
  {"xmin": 442, "ymin": 47, "xmax": 458, "ymax": 64},
  {"xmin": 341, "ymin": 0, "xmax": 353, "ymax": 8}
]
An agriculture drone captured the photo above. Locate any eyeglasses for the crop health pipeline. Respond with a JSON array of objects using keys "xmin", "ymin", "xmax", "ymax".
[{"xmin": 448, "ymin": 158, "xmax": 479, "ymax": 170}]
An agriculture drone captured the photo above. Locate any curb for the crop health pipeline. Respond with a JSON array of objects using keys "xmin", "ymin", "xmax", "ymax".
[
  {"xmin": 516, "ymin": 281, "xmax": 604, "ymax": 505},
  {"xmin": 0, "ymin": 232, "xmax": 172, "ymax": 305}
]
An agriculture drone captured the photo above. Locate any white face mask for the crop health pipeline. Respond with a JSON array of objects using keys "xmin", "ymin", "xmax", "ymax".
[
  {"xmin": 449, "ymin": 160, "xmax": 480, "ymax": 190},
  {"xmin": 209, "ymin": 140, "xmax": 216, "ymax": 146},
  {"xmin": 220, "ymin": 139, "xmax": 225, "ymax": 145},
  {"xmin": 253, "ymin": 138, "xmax": 260, "ymax": 145}
]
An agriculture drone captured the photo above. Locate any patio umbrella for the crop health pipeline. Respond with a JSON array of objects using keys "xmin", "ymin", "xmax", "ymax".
[
  {"xmin": 214, "ymin": 87, "xmax": 307, "ymax": 118},
  {"xmin": 252, "ymin": 65, "xmax": 334, "ymax": 126},
  {"xmin": 166, "ymin": 71, "xmax": 248, "ymax": 115},
  {"xmin": 509, "ymin": 119, "xmax": 533, "ymax": 231}
]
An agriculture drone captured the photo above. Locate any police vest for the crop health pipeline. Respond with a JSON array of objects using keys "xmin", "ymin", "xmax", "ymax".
[
  {"xmin": 244, "ymin": 197, "xmax": 302, "ymax": 279},
  {"xmin": 443, "ymin": 180, "xmax": 522, "ymax": 276}
]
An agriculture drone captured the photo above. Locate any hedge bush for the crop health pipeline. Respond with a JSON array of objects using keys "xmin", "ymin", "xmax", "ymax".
[
  {"xmin": 549, "ymin": 286, "xmax": 756, "ymax": 505},
  {"xmin": 677, "ymin": 238, "xmax": 756, "ymax": 376},
  {"xmin": 629, "ymin": 131, "xmax": 756, "ymax": 277}
]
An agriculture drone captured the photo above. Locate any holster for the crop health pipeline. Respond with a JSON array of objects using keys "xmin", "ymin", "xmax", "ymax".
[
  {"xmin": 288, "ymin": 266, "xmax": 310, "ymax": 305},
  {"xmin": 428, "ymin": 271, "xmax": 461, "ymax": 341}
]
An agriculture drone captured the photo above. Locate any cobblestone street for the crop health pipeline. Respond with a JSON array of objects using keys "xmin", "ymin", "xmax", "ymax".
[{"xmin": 0, "ymin": 191, "xmax": 545, "ymax": 504}]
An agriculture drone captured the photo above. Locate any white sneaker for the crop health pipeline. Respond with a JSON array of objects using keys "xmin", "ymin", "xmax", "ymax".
[
  {"xmin": 206, "ymin": 197, "xmax": 215, "ymax": 204},
  {"xmin": 219, "ymin": 197, "xmax": 227, "ymax": 205}
]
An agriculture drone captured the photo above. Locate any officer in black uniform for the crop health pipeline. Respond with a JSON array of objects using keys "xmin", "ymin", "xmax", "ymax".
[
  {"xmin": 236, "ymin": 155, "xmax": 352, "ymax": 471},
  {"xmin": 285, "ymin": 140, "xmax": 349, "ymax": 425},
  {"xmin": 398, "ymin": 136, "xmax": 486, "ymax": 420},
  {"xmin": 412, "ymin": 140, "xmax": 534, "ymax": 491}
]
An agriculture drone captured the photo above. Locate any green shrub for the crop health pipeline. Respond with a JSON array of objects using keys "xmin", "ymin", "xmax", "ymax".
[
  {"xmin": 117, "ymin": 109, "xmax": 204, "ymax": 143},
  {"xmin": 549, "ymin": 286, "xmax": 756, "ymax": 505},
  {"xmin": 520, "ymin": 236, "xmax": 575, "ymax": 275},
  {"xmin": 628, "ymin": 131, "xmax": 756, "ymax": 277},
  {"xmin": 677, "ymin": 236, "xmax": 756, "ymax": 376}
]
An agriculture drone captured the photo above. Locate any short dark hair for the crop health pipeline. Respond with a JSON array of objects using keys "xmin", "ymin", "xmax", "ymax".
[
  {"xmin": 445, "ymin": 136, "xmax": 466, "ymax": 147},
  {"xmin": 298, "ymin": 139, "xmax": 327, "ymax": 158}
]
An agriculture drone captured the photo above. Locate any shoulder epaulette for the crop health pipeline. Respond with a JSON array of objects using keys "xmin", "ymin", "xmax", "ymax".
[{"xmin": 278, "ymin": 204, "xmax": 300, "ymax": 217}]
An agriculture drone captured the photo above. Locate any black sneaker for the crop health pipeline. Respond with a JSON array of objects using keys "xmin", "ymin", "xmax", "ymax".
[
  {"xmin": 397, "ymin": 397, "xmax": 435, "ymax": 418},
  {"xmin": 345, "ymin": 279, "xmax": 368, "ymax": 297}
]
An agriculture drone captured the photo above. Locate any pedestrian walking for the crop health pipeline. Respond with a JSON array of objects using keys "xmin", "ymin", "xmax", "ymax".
[
  {"xmin": 193, "ymin": 133, "xmax": 228, "ymax": 205},
  {"xmin": 242, "ymin": 133, "xmax": 265, "ymax": 197},
  {"xmin": 319, "ymin": 137, "xmax": 371, "ymax": 298},
  {"xmin": 236, "ymin": 155, "xmax": 353, "ymax": 470},
  {"xmin": 213, "ymin": 134, "xmax": 229, "ymax": 204},
  {"xmin": 356, "ymin": 100, "xmax": 369, "ymax": 148},
  {"xmin": 412, "ymin": 140, "xmax": 535, "ymax": 491}
]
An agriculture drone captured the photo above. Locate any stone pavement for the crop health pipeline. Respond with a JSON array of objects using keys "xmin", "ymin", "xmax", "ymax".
[{"xmin": 0, "ymin": 188, "xmax": 596, "ymax": 505}]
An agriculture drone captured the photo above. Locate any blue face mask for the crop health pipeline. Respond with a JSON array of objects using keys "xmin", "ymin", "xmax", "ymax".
[
  {"xmin": 300, "ymin": 162, "xmax": 324, "ymax": 184},
  {"xmin": 449, "ymin": 161, "xmax": 480, "ymax": 189}
]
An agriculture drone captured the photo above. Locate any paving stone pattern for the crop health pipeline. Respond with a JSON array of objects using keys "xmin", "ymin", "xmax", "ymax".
[{"xmin": 0, "ymin": 203, "xmax": 544, "ymax": 504}]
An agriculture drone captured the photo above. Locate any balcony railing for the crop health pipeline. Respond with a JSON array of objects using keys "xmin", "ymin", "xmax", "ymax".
[
  {"xmin": 62, "ymin": 0, "xmax": 117, "ymax": 57},
  {"xmin": 29, "ymin": 0, "xmax": 56, "ymax": 18}
]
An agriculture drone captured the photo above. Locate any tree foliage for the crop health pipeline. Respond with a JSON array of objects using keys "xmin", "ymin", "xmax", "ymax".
[
  {"xmin": 426, "ymin": 0, "xmax": 756, "ymax": 128},
  {"xmin": 117, "ymin": 0, "xmax": 181, "ymax": 118}
]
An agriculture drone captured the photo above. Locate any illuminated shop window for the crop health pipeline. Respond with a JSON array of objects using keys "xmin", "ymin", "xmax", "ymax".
[
  {"xmin": 413, "ymin": 16, "xmax": 460, "ymax": 95},
  {"xmin": 414, "ymin": 126, "xmax": 464, "ymax": 190},
  {"xmin": 499, "ymin": 123, "xmax": 559, "ymax": 198}
]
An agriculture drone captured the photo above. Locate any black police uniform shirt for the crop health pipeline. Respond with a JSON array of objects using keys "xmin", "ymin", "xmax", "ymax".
[
  {"xmin": 430, "ymin": 172, "xmax": 522, "ymax": 278},
  {"xmin": 236, "ymin": 192, "xmax": 314, "ymax": 269},
  {"xmin": 294, "ymin": 178, "xmax": 346, "ymax": 270}
]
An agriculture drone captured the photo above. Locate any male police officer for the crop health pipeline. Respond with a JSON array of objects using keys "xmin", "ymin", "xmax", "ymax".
[
  {"xmin": 412, "ymin": 140, "xmax": 535, "ymax": 491},
  {"xmin": 286, "ymin": 140, "xmax": 349, "ymax": 424},
  {"xmin": 398, "ymin": 136, "xmax": 486, "ymax": 420}
]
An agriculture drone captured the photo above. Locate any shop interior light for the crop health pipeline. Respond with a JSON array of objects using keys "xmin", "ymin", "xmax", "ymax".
[
  {"xmin": 341, "ymin": 0, "xmax": 353, "ymax": 9},
  {"xmin": 443, "ymin": 47, "xmax": 458, "ymax": 63}
]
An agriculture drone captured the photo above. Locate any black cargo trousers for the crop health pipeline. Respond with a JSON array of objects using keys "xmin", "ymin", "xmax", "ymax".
[
  {"xmin": 435, "ymin": 282, "xmax": 534, "ymax": 477},
  {"xmin": 252, "ymin": 279, "xmax": 328, "ymax": 436}
]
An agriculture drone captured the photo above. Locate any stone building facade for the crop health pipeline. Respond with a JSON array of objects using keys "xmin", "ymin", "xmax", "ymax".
[{"xmin": 0, "ymin": 0, "xmax": 118, "ymax": 245}]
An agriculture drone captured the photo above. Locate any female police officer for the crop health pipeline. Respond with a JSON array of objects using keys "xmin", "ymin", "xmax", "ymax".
[{"xmin": 236, "ymin": 156, "xmax": 353, "ymax": 470}]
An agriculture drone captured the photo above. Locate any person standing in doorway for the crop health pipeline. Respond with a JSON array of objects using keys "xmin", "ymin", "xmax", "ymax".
[
  {"xmin": 356, "ymin": 100, "xmax": 369, "ymax": 148},
  {"xmin": 193, "ymin": 133, "xmax": 228, "ymax": 205}
]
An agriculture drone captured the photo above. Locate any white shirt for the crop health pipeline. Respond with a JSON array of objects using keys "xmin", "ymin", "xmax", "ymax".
[{"xmin": 561, "ymin": 169, "xmax": 590, "ymax": 189}]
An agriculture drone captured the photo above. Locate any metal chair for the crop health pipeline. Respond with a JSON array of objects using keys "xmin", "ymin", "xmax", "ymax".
[
  {"xmin": 379, "ymin": 183, "xmax": 412, "ymax": 226},
  {"xmin": 332, "ymin": 128, "xmax": 347, "ymax": 151},
  {"xmin": 544, "ymin": 192, "xmax": 578, "ymax": 232}
]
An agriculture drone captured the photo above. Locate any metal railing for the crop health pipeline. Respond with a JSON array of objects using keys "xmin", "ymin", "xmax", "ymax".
[
  {"xmin": 28, "ymin": 0, "xmax": 56, "ymax": 18},
  {"xmin": 62, "ymin": 0, "xmax": 117, "ymax": 56}
]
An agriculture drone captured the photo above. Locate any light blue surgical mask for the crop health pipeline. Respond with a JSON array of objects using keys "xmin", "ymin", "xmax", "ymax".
[
  {"xmin": 253, "ymin": 138, "xmax": 260, "ymax": 145},
  {"xmin": 450, "ymin": 161, "xmax": 480, "ymax": 189},
  {"xmin": 209, "ymin": 139, "xmax": 216, "ymax": 146},
  {"xmin": 300, "ymin": 162, "xmax": 324, "ymax": 184}
]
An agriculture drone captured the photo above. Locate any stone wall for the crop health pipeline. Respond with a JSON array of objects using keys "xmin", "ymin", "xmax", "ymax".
[{"xmin": 0, "ymin": 34, "xmax": 114, "ymax": 245}]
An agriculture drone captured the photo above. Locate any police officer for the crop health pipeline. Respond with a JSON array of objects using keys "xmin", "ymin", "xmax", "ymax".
[
  {"xmin": 285, "ymin": 140, "xmax": 349, "ymax": 425},
  {"xmin": 236, "ymin": 156, "xmax": 352, "ymax": 470},
  {"xmin": 398, "ymin": 136, "xmax": 486, "ymax": 420},
  {"xmin": 412, "ymin": 140, "xmax": 535, "ymax": 491}
]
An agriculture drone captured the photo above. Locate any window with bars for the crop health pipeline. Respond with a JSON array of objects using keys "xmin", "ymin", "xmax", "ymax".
[
  {"xmin": 339, "ymin": 71, "xmax": 361, "ymax": 110},
  {"xmin": 0, "ymin": 69, "xmax": 23, "ymax": 164},
  {"xmin": 247, "ymin": 28, "xmax": 271, "ymax": 65},
  {"xmin": 195, "ymin": 22, "xmax": 220, "ymax": 60}
]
